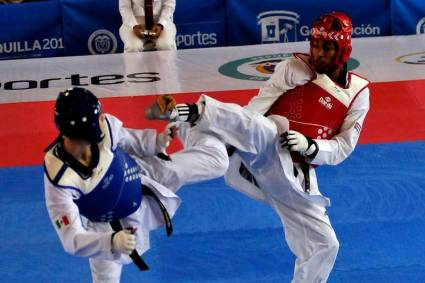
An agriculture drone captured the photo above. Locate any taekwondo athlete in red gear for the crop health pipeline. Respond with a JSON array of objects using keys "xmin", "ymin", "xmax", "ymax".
[
  {"xmin": 145, "ymin": 11, "xmax": 370, "ymax": 283},
  {"xmin": 44, "ymin": 88, "xmax": 228, "ymax": 283}
]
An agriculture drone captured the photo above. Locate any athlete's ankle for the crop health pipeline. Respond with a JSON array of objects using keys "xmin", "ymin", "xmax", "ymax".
[{"xmin": 175, "ymin": 103, "xmax": 201, "ymax": 124}]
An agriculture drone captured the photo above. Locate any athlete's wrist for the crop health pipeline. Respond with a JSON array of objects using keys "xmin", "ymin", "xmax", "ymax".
[{"xmin": 303, "ymin": 137, "xmax": 318, "ymax": 158}]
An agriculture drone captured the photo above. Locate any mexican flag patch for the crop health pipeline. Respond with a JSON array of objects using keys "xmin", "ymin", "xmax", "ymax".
[{"xmin": 55, "ymin": 215, "xmax": 70, "ymax": 229}]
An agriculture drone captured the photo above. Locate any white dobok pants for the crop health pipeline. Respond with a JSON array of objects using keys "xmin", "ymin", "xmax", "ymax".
[{"xmin": 195, "ymin": 95, "xmax": 339, "ymax": 283}]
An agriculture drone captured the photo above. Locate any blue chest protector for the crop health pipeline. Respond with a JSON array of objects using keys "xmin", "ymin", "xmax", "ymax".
[{"xmin": 74, "ymin": 147, "xmax": 143, "ymax": 222}]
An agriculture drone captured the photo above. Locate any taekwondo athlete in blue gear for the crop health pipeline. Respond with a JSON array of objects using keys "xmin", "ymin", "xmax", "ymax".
[
  {"xmin": 51, "ymin": 88, "xmax": 144, "ymax": 223},
  {"xmin": 44, "ymin": 88, "xmax": 229, "ymax": 283},
  {"xmin": 44, "ymin": 87, "xmax": 178, "ymax": 282}
]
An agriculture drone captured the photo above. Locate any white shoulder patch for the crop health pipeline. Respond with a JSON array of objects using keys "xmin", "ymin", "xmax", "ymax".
[
  {"xmin": 44, "ymin": 147, "xmax": 66, "ymax": 183},
  {"xmin": 313, "ymin": 73, "xmax": 369, "ymax": 107}
]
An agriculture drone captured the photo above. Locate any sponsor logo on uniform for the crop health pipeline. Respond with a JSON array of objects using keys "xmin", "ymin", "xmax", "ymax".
[
  {"xmin": 88, "ymin": 29, "xmax": 117, "ymax": 55},
  {"xmin": 395, "ymin": 51, "xmax": 425, "ymax": 65},
  {"xmin": 257, "ymin": 11, "xmax": 300, "ymax": 43},
  {"xmin": 102, "ymin": 174, "xmax": 114, "ymax": 189},
  {"xmin": 318, "ymin": 96, "xmax": 333, "ymax": 110},
  {"xmin": 218, "ymin": 54, "xmax": 360, "ymax": 81},
  {"xmin": 416, "ymin": 17, "xmax": 425, "ymax": 34},
  {"xmin": 55, "ymin": 215, "xmax": 70, "ymax": 229}
]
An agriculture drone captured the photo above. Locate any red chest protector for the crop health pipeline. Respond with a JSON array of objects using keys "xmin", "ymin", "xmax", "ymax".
[{"xmin": 267, "ymin": 65, "xmax": 369, "ymax": 141}]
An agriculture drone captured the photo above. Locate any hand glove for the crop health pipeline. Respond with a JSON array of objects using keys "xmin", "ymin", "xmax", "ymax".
[
  {"xmin": 156, "ymin": 122, "xmax": 177, "ymax": 159},
  {"xmin": 112, "ymin": 229, "xmax": 136, "ymax": 255},
  {"xmin": 281, "ymin": 130, "xmax": 308, "ymax": 152},
  {"xmin": 281, "ymin": 130, "xmax": 318, "ymax": 158}
]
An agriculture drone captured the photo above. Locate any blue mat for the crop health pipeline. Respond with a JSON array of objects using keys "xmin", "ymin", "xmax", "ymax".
[{"xmin": 0, "ymin": 142, "xmax": 424, "ymax": 282}]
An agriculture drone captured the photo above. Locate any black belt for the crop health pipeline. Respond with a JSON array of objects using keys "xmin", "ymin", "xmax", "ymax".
[
  {"xmin": 110, "ymin": 219, "xmax": 149, "ymax": 271},
  {"xmin": 109, "ymin": 184, "xmax": 173, "ymax": 271},
  {"xmin": 239, "ymin": 162, "xmax": 259, "ymax": 188},
  {"xmin": 300, "ymin": 162, "xmax": 310, "ymax": 194},
  {"xmin": 294, "ymin": 163, "xmax": 311, "ymax": 194},
  {"xmin": 142, "ymin": 184, "xmax": 173, "ymax": 236}
]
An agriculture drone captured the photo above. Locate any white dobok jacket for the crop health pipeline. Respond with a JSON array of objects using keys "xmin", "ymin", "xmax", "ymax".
[
  {"xmin": 44, "ymin": 114, "xmax": 180, "ymax": 263},
  {"xmin": 223, "ymin": 53, "xmax": 370, "ymax": 207}
]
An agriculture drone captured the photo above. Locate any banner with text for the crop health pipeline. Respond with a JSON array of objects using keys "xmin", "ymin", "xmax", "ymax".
[
  {"xmin": 62, "ymin": 0, "xmax": 123, "ymax": 56},
  {"xmin": 226, "ymin": 0, "xmax": 391, "ymax": 46},
  {"xmin": 174, "ymin": 0, "xmax": 226, "ymax": 49},
  {"xmin": 0, "ymin": 0, "xmax": 422, "ymax": 60},
  {"xmin": 1, "ymin": 34, "xmax": 424, "ymax": 104},
  {"xmin": 0, "ymin": 1, "xmax": 64, "ymax": 60}
]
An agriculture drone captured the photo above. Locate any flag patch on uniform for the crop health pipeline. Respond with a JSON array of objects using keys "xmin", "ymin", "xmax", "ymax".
[
  {"xmin": 354, "ymin": 122, "xmax": 362, "ymax": 134},
  {"xmin": 55, "ymin": 215, "xmax": 70, "ymax": 229}
]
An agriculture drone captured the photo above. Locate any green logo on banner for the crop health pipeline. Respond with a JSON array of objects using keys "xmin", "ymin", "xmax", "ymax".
[
  {"xmin": 219, "ymin": 53, "xmax": 360, "ymax": 81},
  {"xmin": 396, "ymin": 51, "xmax": 425, "ymax": 64}
]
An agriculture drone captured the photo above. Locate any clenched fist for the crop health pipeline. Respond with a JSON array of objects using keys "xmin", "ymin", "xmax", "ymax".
[
  {"xmin": 112, "ymin": 229, "xmax": 136, "ymax": 255},
  {"xmin": 280, "ymin": 130, "xmax": 318, "ymax": 157}
]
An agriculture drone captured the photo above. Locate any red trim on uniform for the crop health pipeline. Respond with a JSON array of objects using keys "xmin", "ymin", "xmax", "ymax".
[
  {"xmin": 347, "ymin": 72, "xmax": 370, "ymax": 109},
  {"xmin": 293, "ymin": 53, "xmax": 317, "ymax": 80},
  {"xmin": 348, "ymin": 83, "xmax": 369, "ymax": 109}
]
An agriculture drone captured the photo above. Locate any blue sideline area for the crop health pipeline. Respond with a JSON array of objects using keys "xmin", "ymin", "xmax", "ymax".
[{"xmin": 0, "ymin": 142, "xmax": 424, "ymax": 283}]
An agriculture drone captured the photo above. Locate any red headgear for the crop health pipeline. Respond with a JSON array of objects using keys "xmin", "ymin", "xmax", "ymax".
[{"xmin": 310, "ymin": 11, "xmax": 353, "ymax": 67}]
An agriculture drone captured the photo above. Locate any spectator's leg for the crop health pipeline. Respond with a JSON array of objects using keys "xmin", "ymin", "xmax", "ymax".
[{"xmin": 155, "ymin": 21, "xmax": 177, "ymax": 50}]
